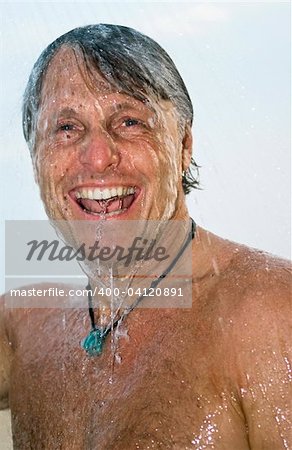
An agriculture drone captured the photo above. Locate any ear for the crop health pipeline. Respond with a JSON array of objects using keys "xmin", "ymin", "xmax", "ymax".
[{"xmin": 181, "ymin": 124, "xmax": 193, "ymax": 172}]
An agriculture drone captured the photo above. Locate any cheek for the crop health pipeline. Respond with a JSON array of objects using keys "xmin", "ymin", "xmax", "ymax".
[
  {"xmin": 36, "ymin": 142, "xmax": 72, "ymax": 178},
  {"xmin": 129, "ymin": 136, "xmax": 181, "ymax": 192},
  {"xmin": 124, "ymin": 139, "xmax": 160, "ymax": 177},
  {"xmin": 34, "ymin": 151, "xmax": 66, "ymax": 202}
]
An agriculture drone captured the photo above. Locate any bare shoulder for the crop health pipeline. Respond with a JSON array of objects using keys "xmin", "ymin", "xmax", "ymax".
[
  {"xmin": 209, "ymin": 236, "xmax": 292, "ymax": 359},
  {"xmin": 220, "ymin": 241, "xmax": 291, "ymax": 378},
  {"xmin": 220, "ymin": 240, "xmax": 291, "ymax": 327},
  {"xmin": 194, "ymin": 228, "xmax": 291, "ymax": 328},
  {"xmin": 208, "ymin": 238, "xmax": 292, "ymax": 448}
]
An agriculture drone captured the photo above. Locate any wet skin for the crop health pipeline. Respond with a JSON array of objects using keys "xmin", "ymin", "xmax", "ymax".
[
  {"xmin": 33, "ymin": 47, "xmax": 192, "ymax": 225},
  {"xmin": 1, "ymin": 47, "xmax": 291, "ymax": 448},
  {"xmin": 1, "ymin": 232, "xmax": 291, "ymax": 449}
]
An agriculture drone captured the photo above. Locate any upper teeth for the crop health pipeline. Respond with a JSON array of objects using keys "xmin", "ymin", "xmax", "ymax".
[{"xmin": 75, "ymin": 186, "xmax": 135, "ymax": 200}]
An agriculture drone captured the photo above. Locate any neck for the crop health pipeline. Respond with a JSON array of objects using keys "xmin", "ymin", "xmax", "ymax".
[
  {"xmin": 81, "ymin": 217, "xmax": 195, "ymax": 356},
  {"xmin": 88, "ymin": 216, "xmax": 192, "ymax": 310}
]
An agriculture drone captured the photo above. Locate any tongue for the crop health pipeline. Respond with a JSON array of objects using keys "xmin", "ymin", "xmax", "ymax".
[{"xmin": 78, "ymin": 194, "xmax": 135, "ymax": 214}]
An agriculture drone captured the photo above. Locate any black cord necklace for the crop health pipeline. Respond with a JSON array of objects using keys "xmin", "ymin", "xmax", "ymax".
[{"xmin": 81, "ymin": 218, "xmax": 196, "ymax": 356}]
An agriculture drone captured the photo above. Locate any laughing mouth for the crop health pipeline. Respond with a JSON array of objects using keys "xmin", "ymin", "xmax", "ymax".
[{"xmin": 72, "ymin": 186, "xmax": 137, "ymax": 217}]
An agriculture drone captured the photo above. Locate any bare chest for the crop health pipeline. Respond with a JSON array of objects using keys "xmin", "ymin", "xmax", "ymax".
[{"xmin": 9, "ymin": 309, "xmax": 248, "ymax": 449}]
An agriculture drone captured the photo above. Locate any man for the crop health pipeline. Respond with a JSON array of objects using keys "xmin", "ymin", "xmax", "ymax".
[{"xmin": 1, "ymin": 24, "xmax": 291, "ymax": 449}]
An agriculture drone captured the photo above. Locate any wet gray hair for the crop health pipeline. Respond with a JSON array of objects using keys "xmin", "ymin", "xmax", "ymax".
[{"xmin": 22, "ymin": 24, "xmax": 199, "ymax": 193}]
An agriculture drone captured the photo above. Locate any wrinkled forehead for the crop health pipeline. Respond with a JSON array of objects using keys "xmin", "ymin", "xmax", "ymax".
[
  {"xmin": 41, "ymin": 46, "xmax": 114, "ymax": 101},
  {"xmin": 39, "ymin": 46, "xmax": 179, "ymax": 126}
]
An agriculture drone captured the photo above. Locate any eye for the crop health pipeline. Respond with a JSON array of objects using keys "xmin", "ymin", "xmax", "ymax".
[
  {"xmin": 58, "ymin": 123, "xmax": 75, "ymax": 132},
  {"xmin": 122, "ymin": 118, "xmax": 141, "ymax": 127},
  {"xmin": 59, "ymin": 124, "xmax": 74, "ymax": 131},
  {"xmin": 54, "ymin": 120, "xmax": 84, "ymax": 143}
]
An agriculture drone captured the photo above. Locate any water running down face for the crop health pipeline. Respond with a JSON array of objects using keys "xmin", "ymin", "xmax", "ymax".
[{"xmin": 33, "ymin": 47, "xmax": 192, "ymax": 223}]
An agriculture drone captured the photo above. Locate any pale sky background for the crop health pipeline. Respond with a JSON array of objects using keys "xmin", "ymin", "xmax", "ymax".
[
  {"xmin": 0, "ymin": 1, "xmax": 291, "ymax": 293},
  {"xmin": 0, "ymin": 2, "xmax": 290, "ymax": 444}
]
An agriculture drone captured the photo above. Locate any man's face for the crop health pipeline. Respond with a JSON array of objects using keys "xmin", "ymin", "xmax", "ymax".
[{"xmin": 34, "ymin": 47, "xmax": 190, "ymax": 223}]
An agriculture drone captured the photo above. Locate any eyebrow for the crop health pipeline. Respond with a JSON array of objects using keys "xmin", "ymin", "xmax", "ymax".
[
  {"xmin": 112, "ymin": 99, "xmax": 160, "ymax": 121},
  {"xmin": 107, "ymin": 99, "xmax": 153, "ymax": 113},
  {"xmin": 55, "ymin": 107, "xmax": 80, "ymax": 118},
  {"xmin": 56, "ymin": 101, "xmax": 154, "ymax": 118}
]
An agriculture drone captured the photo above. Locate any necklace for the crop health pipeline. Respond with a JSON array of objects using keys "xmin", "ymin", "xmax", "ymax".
[{"xmin": 81, "ymin": 218, "xmax": 196, "ymax": 356}]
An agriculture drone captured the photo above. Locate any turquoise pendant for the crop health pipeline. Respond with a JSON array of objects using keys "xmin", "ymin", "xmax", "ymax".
[{"xmin": 81, "ymin": 328, "xmax": 104, "ymax": 356}]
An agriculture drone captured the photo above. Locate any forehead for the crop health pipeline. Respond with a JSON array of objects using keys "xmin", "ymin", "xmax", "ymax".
[
  {"xmin": 39, "ymin": 47, "xmax": 178, "ymax": 126},
  {"xmin": 41, "ymin": 46, "xmax": 116, "ymax": 100},
  {"xmin": 40, "ymin": 46, "xmax": 159, "ymax": 117}
]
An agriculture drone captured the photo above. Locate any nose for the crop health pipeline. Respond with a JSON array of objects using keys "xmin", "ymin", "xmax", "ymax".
[{"xmin": 79, "ymin": 127, "xmax": 120, "ymax": 173}]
